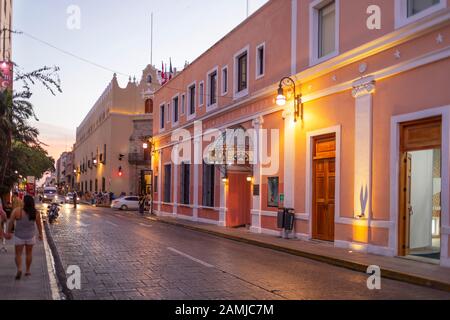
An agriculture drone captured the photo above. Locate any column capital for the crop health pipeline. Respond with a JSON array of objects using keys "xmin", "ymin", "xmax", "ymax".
[
  {"xmin": 352, "ymin": 76, "xmax": 376, "ymax": 98},
  {"xmin": 252, "ymin": 116, "xmax": 264, "ymax": 128}
]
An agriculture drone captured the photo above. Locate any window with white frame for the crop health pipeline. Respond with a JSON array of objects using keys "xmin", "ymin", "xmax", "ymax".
[
  {"xmin": 160, "ymin": 104, "xmax": 165, "ymax": 130},
  {"xmin": 237, "ymin": 52, "xmax": 248, "ymax": 92},
  {"xmin": 188, "ymin": 84, "xmax": 196, "ymax": 116},
  {"xmin": 395, "ymin": 0, "xmax": 446, "ymax": 28},
  {"xmin": 221, "ymin": 66, "xmax": 228, "ymax": 95},
  {"xmin": 166, "ymin": 104, "xmax": 170, "ymax": 124},
  {"xmin": 233, "ymin": 46, "xmax": 249, "ymax": 99},
  {"xmin": 207, "ymin": 68, "xmax": 218, "ymax": 108},
  {"xmin": 172, "ymin": 96, "xmax": 179, "ymax": 123},
  {"xmin": 256, "ymin": 43, "xmax": 265, "ymax": 79},
  {"xmin": 310, "ymin": 0, "xmax": 339, "ymax": 65},
  {"xmin": 181, "ymin": 94, "xmax": 186, "ymax": 115},
  {"xmin": 199, "ymin": 81, "xmax": 204, "ymax": 107}
]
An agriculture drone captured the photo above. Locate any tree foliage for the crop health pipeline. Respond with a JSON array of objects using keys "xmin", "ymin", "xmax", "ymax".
[{"xmin": 0, "ymin": 64, "xmax": 62, "ymax": 195}]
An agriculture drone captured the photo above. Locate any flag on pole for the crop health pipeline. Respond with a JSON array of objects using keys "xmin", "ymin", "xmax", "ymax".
[{"xmin": 169, "ymin": 58, "xmax": 173, "ymax": 80}]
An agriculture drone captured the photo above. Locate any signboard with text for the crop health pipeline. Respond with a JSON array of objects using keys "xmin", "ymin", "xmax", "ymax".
[{"xmin": 0, "ymin": 61, "xmax": 13, "ymax": 91}]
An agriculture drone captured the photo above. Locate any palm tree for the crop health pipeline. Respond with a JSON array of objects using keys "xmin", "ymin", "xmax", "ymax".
[{"xmin": 0, "ymin": 65, "xmax": 61, "ymax": 189}]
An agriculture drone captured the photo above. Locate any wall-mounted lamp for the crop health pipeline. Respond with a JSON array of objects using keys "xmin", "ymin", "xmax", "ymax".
[
  {"xmin": 93, "ymin": 159, "xmax": 98, "ymax": 166},
  {"xmin": 222, "ymin": 176, "xmax": 228, "ymax": 183},
  {"xmin": 276, "ymin": 77, "xmax": 303, "ymax": 122},
  {"xmin": 143, "ymin": 142, "xmax": 149, "ymax": 150},
  {"xmin": 246, "ymin": 176, "xmax": 253, "ymax": 183}
]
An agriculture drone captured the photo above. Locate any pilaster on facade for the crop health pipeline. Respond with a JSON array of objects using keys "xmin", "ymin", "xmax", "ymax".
[
  {"xmin": 193, "ymin": 136, "xmax": 202, "ymax": 222},
  {"xmin": 173, "ymin": 144, "xmax": 179, "ymax": 216},
  {"xmin": 352, "ymin": 76, "xmax": 376, "ymax": 222},
  {"xmin": 250, "ymin": 116, "xmax": 265, "ymax": 234},
  {"xmin": 157, "ymin": 149, "xmax": 163, "ymax": 214}
]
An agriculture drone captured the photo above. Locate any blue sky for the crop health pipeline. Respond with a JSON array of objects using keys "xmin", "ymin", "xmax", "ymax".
[{"xmin": 12, "ymin": 0, "xmax": 268, "ymax": 159}]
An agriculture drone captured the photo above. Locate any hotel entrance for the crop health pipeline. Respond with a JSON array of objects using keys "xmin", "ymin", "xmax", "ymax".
[{"xmin": 399, "ymin": 116, "xmax": 442, "ymax": 261}]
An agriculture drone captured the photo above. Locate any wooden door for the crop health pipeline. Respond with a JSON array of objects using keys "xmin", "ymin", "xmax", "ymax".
[
  {"xmin": 227, "ymin": 172, "xmax": 251, "ymax": 228},
  {"xmin": 312, "ymin": 135, "xmax": 336, "ymax": 241}
]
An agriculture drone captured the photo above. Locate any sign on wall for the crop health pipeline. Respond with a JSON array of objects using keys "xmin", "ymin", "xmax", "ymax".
[{"xmin": 0, "ymin": 61, "xmax": 13, "ymax": 91}]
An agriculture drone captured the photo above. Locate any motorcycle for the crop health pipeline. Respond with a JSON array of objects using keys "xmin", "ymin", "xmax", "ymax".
[{"xmin": 47, "ymin": 203, "xmax": 60, "ymax": 224}]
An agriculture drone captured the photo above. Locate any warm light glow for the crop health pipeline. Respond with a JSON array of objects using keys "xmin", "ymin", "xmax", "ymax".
[
  {"xmin": 276, "ymin": 94, "xmax": 286, "ymax": 107},
  {"xmin": 93, "ymin": 159, "xmax": 98, "ymax": 165},
  {"xmin": 143, "ymin": 142, "xmax": 149, "ymax": 150},
  {"xmin": 246, "ymin": 176, "xmax": 253, "ymax": 182},
  {"xmin": 222, "ymin": 177, "xmax": 228, "ymax": 183}
]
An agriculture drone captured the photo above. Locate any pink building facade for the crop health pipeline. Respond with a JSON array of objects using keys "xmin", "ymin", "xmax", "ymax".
[{"xmin": 152, "ymin": 0, "xmax": 450, "ymax": 267}]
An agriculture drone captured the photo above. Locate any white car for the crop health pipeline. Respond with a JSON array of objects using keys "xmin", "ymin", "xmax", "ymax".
[
  {"xmin": 42, "ymin": 187, "xmax": 59, "ymax": 203},
  {"xmin": 111, "ymin": 196, "xmax": 139, "ymax": 211}
]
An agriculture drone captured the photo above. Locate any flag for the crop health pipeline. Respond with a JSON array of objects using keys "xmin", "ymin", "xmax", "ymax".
[
  {"xmin": 161, "ymin": 61, "xmax": 167, "ymax": 85},
  {"xmin": 169, "ymin": 58, "xmax": 173, "ymax": 79}
]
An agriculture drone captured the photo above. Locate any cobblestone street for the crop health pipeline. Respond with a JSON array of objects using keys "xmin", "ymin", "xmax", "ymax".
[{"xmin": 46, "ymin": 204, "xmax": 450, "ymax": 300}]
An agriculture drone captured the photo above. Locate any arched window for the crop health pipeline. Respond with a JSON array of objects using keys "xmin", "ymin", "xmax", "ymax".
[
  {"xmin": 145, "ymin": 99, "xmax": 153, "ymax": 114},
  {"xmin": 147, "ymin": 74, "xmax": 152, "ymax": 84}
]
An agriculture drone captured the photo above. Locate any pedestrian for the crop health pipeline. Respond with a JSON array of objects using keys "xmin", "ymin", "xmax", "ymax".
[
  {"xmin": 73, "ymin": 191, "xmax": 78, "ymax": 209},
  {"xmin": 0, "ymin": 200, "xmax": 7, "ymax": 241},
  {"xmin": 4, "ymin": 195, "xmax": 43, "ymax": 280},
  {"xmin": 12, "ymin": 192, "xmax": 23, "ymax": 211},
  {"xmin": 139, "ymin": 194, "xmax": 145, "ymax": 215}
]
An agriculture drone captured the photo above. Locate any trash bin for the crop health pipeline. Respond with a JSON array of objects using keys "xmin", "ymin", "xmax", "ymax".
[
  {"xmin": 277, "ymin": 208, "xmax": 285, "ymax": 229},
  {"xmin": 284, "ymin": 208, "xmax": 295, "ymax": 231}
]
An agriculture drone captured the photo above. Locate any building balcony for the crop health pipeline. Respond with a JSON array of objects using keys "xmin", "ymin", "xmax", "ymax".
[{"xmin": 128, "ymin": 153, "xmax": 151, "ymax": 166}]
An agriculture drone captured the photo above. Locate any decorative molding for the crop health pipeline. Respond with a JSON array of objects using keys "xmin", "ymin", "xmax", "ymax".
[{"xmin": 352, "ymin": 76, "xmax": 376, "ymax": 98}]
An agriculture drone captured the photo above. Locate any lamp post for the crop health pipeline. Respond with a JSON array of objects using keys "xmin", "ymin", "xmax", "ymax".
[{"xmin": 276, "ymin": 77, "xmax": 303, "ymax": 122}]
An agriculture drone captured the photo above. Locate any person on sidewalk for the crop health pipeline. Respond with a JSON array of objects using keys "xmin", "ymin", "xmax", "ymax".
[
  {"xmin": 12, "ymin": 192, "xmax": 23, "ymax": 211},
  {"xmin": 139, "ymin": 194, "xmax": 145, "ymax": 216},
  {"xmin": 0, "ymin": 201, "xmax": 6, "ymax": 241},
  {"xmin": 4, "ymin": 195, "xmax": 43, "ymax": 280}
]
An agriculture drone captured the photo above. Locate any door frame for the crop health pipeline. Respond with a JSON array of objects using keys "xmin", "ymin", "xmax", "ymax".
[
  {"xmin": 398, "ymin": 117, "xmax": 441, "ymax": 256},
  {"xmin": 306, "ymin": 125, "xmax": 341, "ymax": 240},
  {"xmin": 390, "ymin": 106, "xmax": 450, "ymax": 265}
]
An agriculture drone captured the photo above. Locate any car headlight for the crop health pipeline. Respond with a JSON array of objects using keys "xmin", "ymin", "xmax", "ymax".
[
  {"xmin": 55, "ymin": 196, "xmax": 58, "ymax": 199},
  {"xmin": 77, "ymin": 198, "xmax": 80, "ymax": 201},
  {"xmin": 44, "ymin": 195, "xmax": 47, "ymax": 198},
  {"xmin": 66, "ymin": 197, "xmax": 70, "ymax": 200}
]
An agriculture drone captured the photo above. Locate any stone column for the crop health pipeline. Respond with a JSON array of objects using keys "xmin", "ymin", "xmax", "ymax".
[{"xmin": 352, "ymin": 76, "xmax": 376, "ymax": 220}]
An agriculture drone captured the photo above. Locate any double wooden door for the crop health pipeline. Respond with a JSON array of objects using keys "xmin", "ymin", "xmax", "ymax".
[{"xmin": 312, "ymin": 134, "xmax": 336, "ymax": 242}]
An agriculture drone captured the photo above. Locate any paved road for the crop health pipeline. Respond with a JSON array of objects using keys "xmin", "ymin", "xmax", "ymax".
[{"xmin": 45, "ymin": 204, "xmax": 450, "ymax": 300}]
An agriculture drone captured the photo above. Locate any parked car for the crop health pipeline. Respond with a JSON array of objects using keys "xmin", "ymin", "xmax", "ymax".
[
  {"xmin": 42, "ymin": 187, "xmax": 58, "ymax": 203},
  {"xmin": 111, "ymin": 196, "xmax": 139, "ymax": 211}
]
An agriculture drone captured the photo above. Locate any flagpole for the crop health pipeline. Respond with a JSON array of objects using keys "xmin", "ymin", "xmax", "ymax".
[
  {"xmin": 150, "ymin": 12, "xmax": 153, "ymax": 66},
  {"xmin": 246, "ymin": 0, "xmax": 249, "ymax": 17}
]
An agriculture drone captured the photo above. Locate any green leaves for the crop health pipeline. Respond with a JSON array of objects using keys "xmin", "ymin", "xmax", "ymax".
[{"xmin": 0, "ymin": 64, "xmax": 62, "ymax": 193}]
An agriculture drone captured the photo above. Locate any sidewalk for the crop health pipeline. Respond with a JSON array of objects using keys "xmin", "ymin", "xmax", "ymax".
[
  {"xmin": 138, "ymin": 214, "xmax": 450, "ymax": 292},
  {"xmin": 0, "ymin": 230, "xmax": 56, "ymax": 300}
]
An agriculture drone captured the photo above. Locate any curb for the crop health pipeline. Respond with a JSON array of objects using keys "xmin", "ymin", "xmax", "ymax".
[
  {"xmin": 148, "ymin": 216, "xmax": 450, "ymax": 293},
  {"xmin": 43, "ymin": 221, "xmax": 74, "ymax": 300}
]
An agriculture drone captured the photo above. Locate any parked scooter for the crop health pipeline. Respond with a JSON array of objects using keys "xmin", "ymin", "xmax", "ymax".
[{"xmin": 47, "ymin": 202, "xmax": 60, "ymax": 224}]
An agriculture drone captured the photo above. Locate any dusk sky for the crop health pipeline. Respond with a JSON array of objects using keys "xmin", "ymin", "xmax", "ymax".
[{"xmin": 12, "ymin": 0, "xmax": 268, "ymax": 160}]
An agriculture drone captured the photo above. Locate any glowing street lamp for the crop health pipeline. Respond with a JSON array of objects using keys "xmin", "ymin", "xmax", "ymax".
[{"xmin": 276, "ymin": 77, "xmax": 303, "ymax": 122}]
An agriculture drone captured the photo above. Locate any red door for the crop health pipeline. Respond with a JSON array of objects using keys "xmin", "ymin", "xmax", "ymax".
[{"xmin": 226, "ymin": 172, "xmax": 251, "ymax": 227}]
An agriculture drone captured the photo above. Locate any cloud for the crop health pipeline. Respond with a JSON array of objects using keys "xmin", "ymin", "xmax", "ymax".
[{"xmin": 32, "ymin": 121, "xmax": 75, "ymax": 160}]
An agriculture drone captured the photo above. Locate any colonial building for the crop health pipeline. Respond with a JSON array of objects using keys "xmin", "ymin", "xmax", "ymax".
[
  {"xmin": 56, "ymin": 151, "xmax": 75, "ymax": 192},
  {"xmin": 152, "ymin": 0, "xmax": 450, "ymax": 267},
  {"xmin": 74, "ymin": 65, "xmax": 159, "ymax": 196}
]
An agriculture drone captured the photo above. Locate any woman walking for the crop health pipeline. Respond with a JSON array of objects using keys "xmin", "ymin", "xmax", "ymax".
[{"xmin": 5, "ymin": 195, "xmax": 43, "ymax": 280}]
